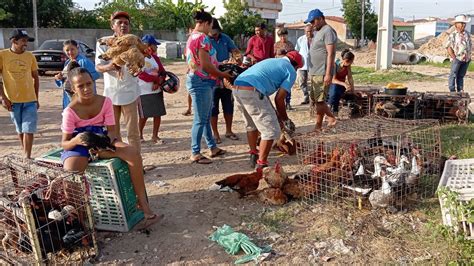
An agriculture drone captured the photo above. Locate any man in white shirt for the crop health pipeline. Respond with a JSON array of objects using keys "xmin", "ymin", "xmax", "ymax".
[
  {"xmin": 96, "ymin": 11, "xmax": 141, "ymax": 152},
  {"xmin": 295, "ymin": 24, "xmax": 313, "ymax": 105}
]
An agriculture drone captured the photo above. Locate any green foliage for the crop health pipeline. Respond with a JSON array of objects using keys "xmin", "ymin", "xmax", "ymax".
[
  {"xmin": 419, "ymin": 61, "xmax": 474, "ymax": 72},
  {"xmin": 351, "ymin": 66, "xmax": 436, "ymax": 84},
  {"xmin": 148, "ymin": 0, "xmax": 214, "ymax": 30},
  {"xmin": 94, "ymin": 0, "xmax": 150, "ymax": 30},
  {"xmin": 0, "ymin": 0, "xmax": 75, "ymax": 28},
  {"xmin": 342, "ymin": 0, "xmax": 378, "ymax": 41},
  {"xmin": 65, "ymin": 9, "xmax": 109, "ymax": 29},
  {"xmin": 220, "ymin": 0, "xmax": 265, "ymax": 39},
  {"xmin": 440, "ymin": 124, "xmax": 474, "ymax": 159}
]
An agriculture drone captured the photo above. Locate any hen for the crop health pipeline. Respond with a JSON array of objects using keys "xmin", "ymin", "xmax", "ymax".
[
  {"xmin": 215, "ymin": 169, "xmax": 263, "ymax": 197},
  {"xmin": 282, "ymin": 178, "xmax": 304, "ymax": 199},
  {"xmin": 79, "ymin": 132, "xmax": 116, "ymax": 160},
  {"xmin": 274, "ymin": 130, "xmax": 296, "ymax": 155},
  {"xmin": 257, "ymin": 188, "xmax": 287, "ymax": 205},
  {"xmin": 263, "ymin": 161, "xmax": 288, "ymax": 188}
]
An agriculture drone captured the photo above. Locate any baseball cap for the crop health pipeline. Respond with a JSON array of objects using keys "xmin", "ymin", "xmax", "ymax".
[
  {"xmin": 110, "ymin": 11, "xmax": 130, "ymax": 21},
  {"xmin": 286, "ymin": 51, "xmax": 304, "ymax": 69},
  {"xmin": 9, "ymin": 29, "xmax": 35, "ymax": 42},
  {"xmin": 141, "ymin": 34, "xmax": 161, "ymax": 46},
  {"xmin": 304, "ymin": 9, "xmax": 324, "ymax": 24}
]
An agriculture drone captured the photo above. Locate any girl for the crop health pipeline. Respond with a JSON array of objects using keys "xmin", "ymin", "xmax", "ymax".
[
  {"xmin": 328, "ymin": 49, "xmax": 355, "ymax": 114},
  {"xmin": 55, "ymin": 39, "xmax": 100, "ymax": 110},
  {"xmin": 137, "ymin": 34, "xmax": 166, "ymax": 144},
  {"xmin": 60, "ymin": 66, "xmax": 161, "ymax": 229},
  {"xmin": 185, "ymin": 9, "xmax": 232, "ymax": 164}
]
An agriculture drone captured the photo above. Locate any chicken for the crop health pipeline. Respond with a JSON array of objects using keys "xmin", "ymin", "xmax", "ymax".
[
  {"xmin": 263, "ymin": 161, "xmax": 288, "ymax": 188},
  {"xmin": 119, "ymin": 48, "xmax": 145, "ymax": 76},
  {"xmin": 455, "ymin": 101, "xmax": 467, "ymax": 124},
  {"xmin": 302, "ymin": 144, "xmax": 325, "ymax": 165},
  {"xmin": 274, "ymin": 130, "xmax": 296, "ymax": 155},
  {"xmin": 257, "ymin": 188, "xmax": 287, "ymax": 205},
  {"xmin": 374, "ymin": 101, "xmax": 385, "ymax": 115},
  {"xmin": 282, "ymin": 178, "xmax": 304, "ymax": 199},
  {"xmin": 312, "ymin": 147, "xmax": 342, "ymax": 174},
  {"xmin": 382, "ymin": 102, "xmax": 400, "ymax": 118},
  {"xmin": 215, "ymin": 169, "xmax": 263, "ymax": 197},
  {"xmin": 79, "ymin": 132, "xmax": 116, "ymax": 160}
]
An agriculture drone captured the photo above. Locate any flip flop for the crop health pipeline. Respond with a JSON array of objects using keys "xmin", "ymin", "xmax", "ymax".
[
  {"xmin": 225, "ymin": 133, "xmax": 239, "ymax": 140},
  {"xmin": 210, "ymin": 148, "xmax": 226, "ymax": 158},
  {"xmin": 191, "ymin": 155, "xmax": 213, "ymax": 164},
  {"xmin": 215, "ymin": 138, "xmax": 222, "ymax": 144},
  {"xmin": 182, "ymin": 110, "xmax": 192, "ymax": 116},
  {"xmin": 137, "ymin": 213, "xmax": 164, "ymax": 230}
]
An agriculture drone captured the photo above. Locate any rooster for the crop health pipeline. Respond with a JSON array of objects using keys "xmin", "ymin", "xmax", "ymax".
[
  {"xmin": 215, "ymin": 169, "xmax": 263, "ymax": 197},
  {"xmin": 311, "ymin": 147, "xmax": 342, "ymax": 174},
  {"xmin": 302, "ymin": 144, "xmax": 325, "ymax": 165},
  {"xmin": 263, "ymin": 161, "xmax": 288, "ymax": 189}
]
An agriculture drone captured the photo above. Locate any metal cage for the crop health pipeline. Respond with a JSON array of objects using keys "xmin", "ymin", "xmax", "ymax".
[{"xmin": 420, "ymin": 92, "xmax": 471, "ymax": 123}]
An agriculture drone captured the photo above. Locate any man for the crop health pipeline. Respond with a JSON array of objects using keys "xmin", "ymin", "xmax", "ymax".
[
  {"xmin": 233, "ymin": 51, "xmax": 303, "ymax": 169},
  {"xmin": 305, "ymin": 9, "xmax": 337, "ymax": 130},
  {"xmin": 209, "ymin": 18, "xmax": 240, "ymax": 143},
  {"xmin": 446, "ymin": 14, "xmax": 472, "ymax": 92},
  {"xmin": 96, "ymin": 11, "xmax": 141, "ymax": 152},
  {"xmin": 0, "ymin": 29, "xmax": 40, "ymax": 159},
  {"xmin": 295, "ymin": 24, "xmax": 313, "ymax": 105},
  {"xmin": 245, "ymin": 23, "xmax": 274, "ymax": 64}
]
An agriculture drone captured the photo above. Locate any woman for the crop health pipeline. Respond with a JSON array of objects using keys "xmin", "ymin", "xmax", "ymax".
[
  {"xmin": 54, "ymin": 39, "xmax": 99, "ymax": 109},
  {"xmin": 185, "ymin": 9, "xmax": 232, "ymax": 164},
  {"xmin": 274, "ymin": 28, "xmax": 295, "ymax": 110},
  {"xmin": 137, "ymin": 34, "xmax": 167, "ymax": 144},
  {"xmin": 328, "ymin": 49, "xmax": 355, "ymax": 114},
  {"xmin": 61, "ymin": 66, "xmax": 161, "ymax": 229}
]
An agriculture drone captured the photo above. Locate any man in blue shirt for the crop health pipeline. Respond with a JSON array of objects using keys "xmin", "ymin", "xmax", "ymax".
[
  {"xmin": 209, "ymin": 18, "xmax": 241, "ymax": 143},
  {"xmin": 233, "ymin": 51, "xmax": 303, "ymax": 169},
  {"xmin": 295, "ymin": 24, "xmax": 313, "ymax": 105}
]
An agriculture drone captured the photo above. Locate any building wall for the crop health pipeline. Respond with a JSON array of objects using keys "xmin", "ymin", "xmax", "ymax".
[
  {"xmin": 435, "ymin": 21, "xmax": 450, "ymax": 36},
  {"xmin": 393, "ymin": 26, "xmax": 415, "ymax": 43},
  {"xmin": 413, "ymin": 22, "xmax": 437, "ymax": 40},
  {"xmin": 326, "ymin": 20, "xmax": 348, "ymax": 41}
]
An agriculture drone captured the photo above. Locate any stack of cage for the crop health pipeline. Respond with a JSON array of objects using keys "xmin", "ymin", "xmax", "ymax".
[
  {"xmin": 437, "ymin": 159, "xmax": 474, "ymax": 240},
  {"xmin": 337, "ymin": 86, "xmax": 379, "ymax": 120},
  {"xmin": 36, "ymin": 149, "xmax": 144, "ymax": 232},
  {"xmin": 371, "ymin": 92, "xmax": 423, "ymax": 120},
  {"xmin": 295, "ymin": 116, "xmax": 442, "ymax": 211},
  {"xmin": 421, "ymin": 92, "xmax": 471, "ymax": 123},
  {"xmin": 0, "ymin": 155, "xmax": 97, "ymax": 264}
]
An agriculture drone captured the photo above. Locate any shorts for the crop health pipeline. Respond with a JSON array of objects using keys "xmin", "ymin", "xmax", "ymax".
[
  {"xmin": 233, "ymin": 89, "xmax": 280, "ymax": 140},
  {"xmin": 211, "ymin": 86, "xmax": 234, "ymax": 117},
  {"xmin": 310, "ymin": 75, "xmax": 329, "ymax": 103},
  {"xmin": 60, "ymin": 126, "xmax": 107, "ymax": 163},
  {"xmin": 138, "ymin": 92, "xmax": 166, "ymax": 118},
  {"xmin": 9, "ymin": 101, "xmax": 38, "ymax": 134}
]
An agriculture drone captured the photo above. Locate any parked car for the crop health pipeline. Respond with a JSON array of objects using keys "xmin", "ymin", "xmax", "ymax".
[{"xmin": 32, "ymin": 39, "xmax": 95, "ymax": 75}]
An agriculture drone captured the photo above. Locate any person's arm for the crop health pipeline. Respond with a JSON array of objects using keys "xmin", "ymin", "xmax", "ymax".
[
  {"xmin": 347, "ymin": 65, "xmax": 354, "ymax": 90},
  {"xmin": 0, "ymin": 84, "xmax": 12, "ymax": 111},
  {"xmin": 32, "ymin": 70, "xmax": 40, "ymax": 109},
  {"xmin": 447, "ymin": 47, "xmax": 456, "ymax": 60},
  {"xmin": 80, "ymin": 57, "xmax": 100, "ymax": 81},
  {"xmin": 61, "ymin": 132, "xmax": 85, "ymax": 151},
  {"xmin": 244, "ymin": 37, "xmax": 253, "ymax": 56},
  {"xmin": 198, "ymin": 48, "xmax": 232, "ymax": 79},
  {"xmin": 269, "ymin": 37, "xmax": 275, "ymax": 58},
  {"xmin": 274, "ymin": 42, "xmax": 279, "ymax": 57},
  {"xmin": 61, "ymin": 108, "xmax": 85, "ymax": 150},
  {"xmin": 95, "ymin": 41, "xmax": 119, "ymax": 74},
  {"xmin": 323, "ymin": 43, "xmax": 336, "ymax": 87},
  {"xmin": 295, "ymin": 38, "xmax": 301, "ymax": 52},
  {"xmin": 445, "ymin": 33, "xmax": 456, "ymax": 60},
  {"xmin": 274, "ymin": 88, "xmax": 289, "ymax": 122}
]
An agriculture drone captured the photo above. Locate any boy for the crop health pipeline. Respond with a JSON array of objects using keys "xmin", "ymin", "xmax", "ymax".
[{"xmin": 0, "ymin": 29, "xmax": 40, "ymax": 159}]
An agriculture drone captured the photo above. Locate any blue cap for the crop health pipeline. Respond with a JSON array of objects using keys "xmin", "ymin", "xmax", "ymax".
[
  {"xmin": 141, "ymin": 34, "xmax": 160, "ymax": 46},
  {"xmin": 304, "ymin": 9, "xmax": 324, "ymax": 24}
]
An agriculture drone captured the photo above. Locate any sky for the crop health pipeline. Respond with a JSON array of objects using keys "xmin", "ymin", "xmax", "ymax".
[{"xmin": 76, "ymin": 0, "xmax": 474, "ymax": 23}]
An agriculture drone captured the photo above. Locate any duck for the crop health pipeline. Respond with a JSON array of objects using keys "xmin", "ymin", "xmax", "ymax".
[
  {"xmin": 369, "ymin": 175, "xmax": 393, "ymax": 208},
  {"xmin": 372, "ymin": 155, "xmax": 390, "ymax": 178}
]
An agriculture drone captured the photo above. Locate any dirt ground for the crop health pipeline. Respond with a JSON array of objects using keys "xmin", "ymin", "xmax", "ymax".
[{"xmin": 0, "ymin": 57, "xmax": 473, "ymax": 264}]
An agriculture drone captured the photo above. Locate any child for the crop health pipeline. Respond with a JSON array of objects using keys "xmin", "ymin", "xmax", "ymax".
[
  {"xmin": 137, "ymin": 35, "xmax": 167, "ymax": 144},
  {"xmin": 60, "ymin": 66, "xmax": 161, "ymax": 229},
  {"xmin": 55, "ymin": 39, "xmax": 99, "ymax": 110},
  {"xmin": 328, "ymin": 49, "xmax": 355, "ymax": 114}
]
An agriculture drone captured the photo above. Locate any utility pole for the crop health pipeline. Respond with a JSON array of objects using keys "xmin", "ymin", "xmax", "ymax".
[
  {"xmin": 33, "ymin": 0, "xmax": 39, "ymax": 49},
  {"xmin": 361, "ymin": 0, "xmax": 365, "ymax": 47}
]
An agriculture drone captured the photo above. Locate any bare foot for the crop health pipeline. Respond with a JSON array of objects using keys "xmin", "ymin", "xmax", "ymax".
[
  {"xmin": 327, "ymin": 117, "xmax": 337, "ymax": 127},
  {"xmin": 151, "ymin": 137, "xmax": 164, "ymax": 144},
  {"xmin": 182, "ymin": 110, "xmax": 192, "ymax": 116}
]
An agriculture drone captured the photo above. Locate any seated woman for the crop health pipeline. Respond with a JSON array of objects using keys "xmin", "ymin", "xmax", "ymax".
[
  {"xmin": 328, "ymin": 49, "xmax": 355, "ymax": 114},
  {"xmin": 60, "ymin": 65, "xmax": 161, "ymax": 229}
]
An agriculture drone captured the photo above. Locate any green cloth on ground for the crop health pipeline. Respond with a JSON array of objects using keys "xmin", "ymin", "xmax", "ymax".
[{"xmin": 209, "ymin": 224, "xmax": 271, "ymax": 264}]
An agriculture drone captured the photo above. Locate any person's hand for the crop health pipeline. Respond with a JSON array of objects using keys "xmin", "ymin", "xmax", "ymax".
[
  {"xmin": 54, "ymin": 72, "xmax": 63, "ymax": 81},
  {"xmin": 72, "ymin": 133, "xmax": 88, "ymax": 146},
  {"xmin": 221, "ymin": 70, "xmax": 233, "ymax": 80},
  {"xmin": 106, "ymin": 62, "xmax": 121, "ymax": 72},
  {"xmin": 344, "ymin": 83, "xmax": 352, "ymax": 91},
  {"xmin": 152, "ymin": 82, "xmax": 160, "ymax": 91},
  {"xmin": 1, "ymin": 98, "xmax": 12, "ymax": 111},
  {"xmin": 323, "ymin": 75, "xmax": 332, "ymax": 87},
  {"xmin": 36, "ymin": 101, "xmax": 40, "ymax": 110}
]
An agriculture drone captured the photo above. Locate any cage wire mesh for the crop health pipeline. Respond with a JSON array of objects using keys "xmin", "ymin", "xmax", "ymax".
[
  {"xmin": 295, "ymin": 116, "xmax": 442, "ymax": 211},
  {"xmin": 420, "ymin": 91, "xmax": 470, "ymax": 123},
  {"xmin": 0, "ymin": 155, "xmax": 97, "ymax": 264},
  {"xmin": 371, "ymin": 92, "xmax": 423, "ymax": 120}
]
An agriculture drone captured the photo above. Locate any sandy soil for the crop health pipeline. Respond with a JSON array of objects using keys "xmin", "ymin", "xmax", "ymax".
[{"xmin": 0, "ymin": 60, "xmax": 472, "ymax": 264}]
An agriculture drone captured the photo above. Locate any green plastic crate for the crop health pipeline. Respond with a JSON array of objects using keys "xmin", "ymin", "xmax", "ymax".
[{"xmin": 36, "ymin": 149, "xmax": 144, "ymax": 232}]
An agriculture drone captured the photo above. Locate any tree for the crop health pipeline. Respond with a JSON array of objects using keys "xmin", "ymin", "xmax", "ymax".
[
  {"xmin": 94, "ymin": 0, "xmax": 150, "ymax": 30},
  {"xmin": 220, "ymin": 0, "xmax": 265, "ymax": 39},
  {"xmin": 65, "ymin": 9, "xmax": 109, "ymax": 29},
  {"xmin": 0, "ymin": 8, "xmax": 12, "ymax": 22},
  {"xmin": 342, "ymin": 0, "xmax": 378, "ymax": 42}
]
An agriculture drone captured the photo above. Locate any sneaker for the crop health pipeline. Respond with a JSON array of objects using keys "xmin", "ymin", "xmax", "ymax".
[
  {"xmin": 286, "ymin": 103, "xmax": 295, "ymax": 111},
  {"xmin": 300, "ymin": 98, "xmax": 310, "ymax": 105},
  {"xmin": 249, "ymin": 153, "xmax": 258, "ymax": 168}
]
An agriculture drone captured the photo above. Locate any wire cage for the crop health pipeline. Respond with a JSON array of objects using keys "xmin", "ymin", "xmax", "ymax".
[
  {"xmin": 371, "ymin": 92, "xmax": 423, "ymax": 120},
  {"xmin": 337, "ymin": 87, "xmax": 378, "ymax": 120},
  {"xmin": 295, "ymin": 116, "xmax": 442, "ymax": 211},
  {"xmin": 420, "ymin": 92, "xmax": 471, "ymax": 123},
  {"xmin": 0, "ymin": 155, "xmax": 97, "ymax": 264}
]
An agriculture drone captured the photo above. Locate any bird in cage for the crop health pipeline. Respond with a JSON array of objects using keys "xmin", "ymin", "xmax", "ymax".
[
  {"xmin": 263, "ymin": 161, "xmax": 288, "ymax": 189},
  {"xmin": 382, "ymin": 102, "xmax": 400, "ymax": 118},
  {"xmin": 371, "ymin": 155, "xmax": 391, "ymax": 178},
  {"xmin": 369, "ymin": 175, "xmax": 393, "ymax": 208},
  {"xmin": 455, "ymin": 100, "xmax": 468, "ymax": 124},
  {"xmin": 215, "ymin": 168, "xmax": 263, "ymax": 197}
]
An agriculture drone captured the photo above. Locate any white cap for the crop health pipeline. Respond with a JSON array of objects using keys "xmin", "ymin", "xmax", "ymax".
[{"xmin": 453, "ymin": 14, "xmax": 471, "ymax": 24}]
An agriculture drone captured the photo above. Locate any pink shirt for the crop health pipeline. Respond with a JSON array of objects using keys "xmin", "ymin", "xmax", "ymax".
[
  {"xmin": 186, "ymin": 31, "xmax": 218, "ymax": 79},
  {"xmin": 61, "ymin": 97, "xmax": 115, "ymax": 134}
]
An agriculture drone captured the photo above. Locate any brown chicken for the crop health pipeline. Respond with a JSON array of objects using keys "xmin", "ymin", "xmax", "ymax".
[
  {"xmin": 98, "ymin": 34, "xmax": 147, "ymax": 59},
  {"xmin": 312, "ymin": 147, "xmax": 342, "ymax": 174},
  {"xmin": 119, "ymin": 48, "xmax": 145, "ymax": 76},
  {"xmin": 215, "ymin": 169, "xmax": 263, "ymax": 197},
  {"xmin": 282, "ymin": 178, "xmax": 304, "ymax": 199},
  {"xmin": 274, "ymin": 130, "xmax": 297, "ymax": 155},
  {"xmin": 263, "ymin": 161, "xmax": 288, "ymax": 189},
  {"xmin": 257, "ymin": 188, "xmax": 287, "ymax": 205},
  {"xmin": 302, "ymin": 144, "xmax": 325, "ymax": 165}
]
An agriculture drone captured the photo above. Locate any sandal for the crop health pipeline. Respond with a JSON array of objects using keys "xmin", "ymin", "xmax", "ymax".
[
  {"xmin": 225, "ymin": 133, "xmax": 239, "ymax": 140},
  {"xmin": 210, "ymin": 148, "xmax": 226, "ymax": 158},
  {"xmin": 152, "ymin": 137, "xmax": 164, "ymax": 144},
  {"xmin": 182, "ymin": 110, "xmax": 192, "ymax": 116},
  {"xmin": 190, "ymin": 154, "xmax": 213, "ymax": 164},
  {"xmin": 137, "ymin": 213, "xmax": 164, "ymax": 230},
  {"xmin": 215, "ymin": 138, "xmax": 222, "ymax": 144}
]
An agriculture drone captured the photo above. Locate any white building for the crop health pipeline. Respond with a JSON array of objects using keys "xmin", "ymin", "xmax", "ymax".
[{"xmin": 408, "ymin": 18, "xmax": 450, "ymax": 40}]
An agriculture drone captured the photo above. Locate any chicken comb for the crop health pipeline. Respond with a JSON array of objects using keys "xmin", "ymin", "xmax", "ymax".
[{"xmin": 275, "ymin": 161, "xmax": 281, "ymax": 173}]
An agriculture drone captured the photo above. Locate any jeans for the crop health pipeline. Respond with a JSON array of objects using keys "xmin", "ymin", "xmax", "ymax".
[
  {"xmin": 285, "ymin": 91, "xmax": 292, "ymax": 106},
  {"xmin": 449, "ymin": 59, "xmax": 470, "ymax": 92},
  {"xmin": 327, "ymin": 84, "xmax": 346, "ymax": 113},
  {"xmin": 186, "ymin": 73, "xmax": 217, "ymax": 155},
  {"xmin": 297, "ymin": 69, "xmax": 309, "ymax": 101}
]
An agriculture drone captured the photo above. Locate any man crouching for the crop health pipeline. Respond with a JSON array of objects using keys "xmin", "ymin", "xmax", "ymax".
[{"xmin": 232, "ymin": 51, "xmax": 303, "ymax": 169}]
